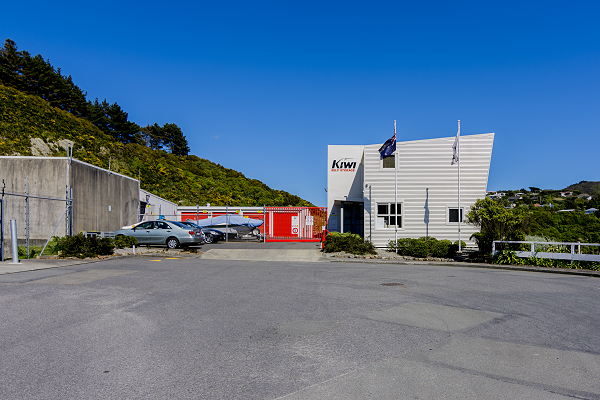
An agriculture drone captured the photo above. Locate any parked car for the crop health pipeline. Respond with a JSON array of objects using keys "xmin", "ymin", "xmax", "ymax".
[
  {"xmin": 201, "ymin": 228, "xmax": 226, "ymax": 243},
  {"xmin": 181, "ymin": 221, "xmax": 225, "ymax": 244},
  {"xmin": 115, "ymin": 220, "xmax": 204, "ymax": 249}
]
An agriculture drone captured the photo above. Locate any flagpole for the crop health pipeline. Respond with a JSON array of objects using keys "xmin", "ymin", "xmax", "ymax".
[
  {"xmin": 394, "ymin": 120, "xmax": 397, "ymax": 248},
  {"xmin": 458, "ymin": 120, "xmax": 461, "ymax": 252}
]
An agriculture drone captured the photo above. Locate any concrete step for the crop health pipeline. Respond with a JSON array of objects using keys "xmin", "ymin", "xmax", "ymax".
[{"xmin": 200, "ymin": 249, "xmax": 324, "ymax": 262}]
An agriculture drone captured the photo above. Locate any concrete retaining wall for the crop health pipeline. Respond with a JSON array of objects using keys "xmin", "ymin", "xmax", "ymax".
[
  {"xmin": 1, "ymin": 157, "xmax": 69, "ymax": 249},
  {"xmin": 71, "ymin": 160, "xmax": 139, "ymax": 233},
  {"xmin": 1, "ymin": 157, "xmax": 139, "ymax": 252}
]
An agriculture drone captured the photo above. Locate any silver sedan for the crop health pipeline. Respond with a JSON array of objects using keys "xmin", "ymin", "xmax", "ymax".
[{"xmin": 115, "ymin": 220, "xmax": 205, "ymax": 249}]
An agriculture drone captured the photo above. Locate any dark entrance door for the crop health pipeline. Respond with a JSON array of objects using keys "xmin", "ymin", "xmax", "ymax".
[{"xmin": 342, "ymin": 202, "xmax": 364, "ymax": 237}]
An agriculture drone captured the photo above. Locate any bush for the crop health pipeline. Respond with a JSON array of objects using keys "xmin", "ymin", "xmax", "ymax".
[
  {"xmin": 387, "ymin": 238, "xmax": 409, "ymax": 253},
  {"xmin": 449, "ymin": 240, "xmax": 467, "ymax": 256},
  {"xmin": 493, "ymin": 250, "xmax": 600, "ymax": 271},
  {"xmin": 55, "ymin": 233, "xmax": 115, "ymax": 258},
  {"xmin": 387, "ymin": 237, "xmax": 461, "ymax": 258},
  {"xmin": 17, "ymin": 246, "xmax": 38, "ymax": 259},
  {"xmin": 466, "ymin": 197, "xmax": 526, "ymax": 253},
  {"xmin": 323, "ymin": 232, "xmax": 377, "ymax": 255},
  {"xmin": 40, "ymin": 237, "xmax": 61, "ymax": 256},
  {"xmin": 114, "ymin": 235, "xmax": 138, "ymax": 248},
  {"xmin": 493, "ymin": 250, "xmax": 522, "ymax": 265},
  {"xmin": 432, "ymin": 239, "xmax": 453, "ymax": 258},
  {"xmin": 410, "ymin": 237, "xmax": 435, "ymax": 258}
]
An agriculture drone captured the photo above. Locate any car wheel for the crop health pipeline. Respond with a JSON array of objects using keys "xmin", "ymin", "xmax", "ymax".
[
  {"xmin": 204, "ymin": 234, "xmax": 214, "ymax": 244},
  {"xmin": 166, "ymin": 237, "xmax": 180, "ymax": 249}
]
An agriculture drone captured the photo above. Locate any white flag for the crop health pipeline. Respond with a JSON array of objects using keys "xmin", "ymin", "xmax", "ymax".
[{"xmin": 451, "ymin": 130, "xmax": 459, "ymax": 165}]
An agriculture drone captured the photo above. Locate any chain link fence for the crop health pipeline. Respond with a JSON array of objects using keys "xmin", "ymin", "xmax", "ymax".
[{"xmin": 1, "ymin": 181, "xmax": 71, "ymax": 261}]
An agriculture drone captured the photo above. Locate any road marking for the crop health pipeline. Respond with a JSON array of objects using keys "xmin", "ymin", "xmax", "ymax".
[
  {"xmin": 150, "ymin": 260, "xmax": 162, "ymax": 262},
  {"xmin": 165, "ymin": 258, "xmax": 179, "ymax": 259}
]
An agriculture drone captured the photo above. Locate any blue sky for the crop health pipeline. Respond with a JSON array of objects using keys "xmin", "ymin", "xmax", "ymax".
[{"xmin": 3, "ymin": 1, "xmax": 599, "ymax": 206}]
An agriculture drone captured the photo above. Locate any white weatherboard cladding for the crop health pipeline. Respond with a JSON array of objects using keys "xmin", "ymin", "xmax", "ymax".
[{"xmin": 364, "ymin": 133, "xmax": 494, "ymax": 248}]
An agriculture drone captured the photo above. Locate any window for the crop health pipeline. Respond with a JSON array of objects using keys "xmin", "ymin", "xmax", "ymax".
[
  {"xmin": 447, "ymin": 207, "xmax": 464, "ymax": 223},
  {"xmin": 156, "ymin": 221, "xmax": 171, "ymax": 229},
  {"xmin": 138, "ymin": 221, "xmax": 153, "ymax": 229},
  {"xmin": 376, "ymin": 202, "xmax": 402, "ymax": 229},
  {"xmin": 382, "ymin": 155, "xmax": 395, "ymax": 169}
]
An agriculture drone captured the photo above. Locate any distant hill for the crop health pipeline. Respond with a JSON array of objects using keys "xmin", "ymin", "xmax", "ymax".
[
  {"xmin": 0, "ymin": 84, "xmax": 313, "ymax": 207},
  {"xmin": 563, "ymin": 181, "xmax": 600, "ymax": 196}
]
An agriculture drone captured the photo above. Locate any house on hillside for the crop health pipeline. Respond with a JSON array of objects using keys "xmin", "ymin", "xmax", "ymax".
[
  {"xmin": 487, "ymin": 191, "xmax": 505, "ymax": 200},
  {"xmin": 327, "ymin": 132, "xmax": 495, "ymax": 248},
  {"xmin": 507, "ymin": 195, "xmax": 521, "ymax": 203}
]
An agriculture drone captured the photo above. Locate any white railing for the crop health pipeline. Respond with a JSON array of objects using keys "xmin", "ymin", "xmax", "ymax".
[{"xmin": 492, "ymin": 241, "xmax": 600, "ymax": 262}]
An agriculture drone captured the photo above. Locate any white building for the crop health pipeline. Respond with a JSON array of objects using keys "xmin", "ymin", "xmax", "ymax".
[
  {"xmin": 327, "ymin": 133, "xmax": 495, "ymax": 248},
  {"xmin": 139, "ymin": 189, "xmax": 178, "ymax": 221}
]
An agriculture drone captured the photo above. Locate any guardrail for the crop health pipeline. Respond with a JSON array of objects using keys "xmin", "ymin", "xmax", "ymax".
[{"xmin": 492, "ymin": 241, "xmax": 600, "ymax": 262}]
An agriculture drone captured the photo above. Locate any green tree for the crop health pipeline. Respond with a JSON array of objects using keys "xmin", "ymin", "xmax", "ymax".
[
  {"xmin": 88, "ymin": 99, "xmax": 112, "ymax": 134},
  {"xmin": 526, "ymin": 208, "xmax": 600, "ymax": 243},
  {"xmin": 162, "ymin": 123, "xmax": 189, "ymax": 156},
  {"xmin": 0, "ymin": 38, "xmax": 26, "ymax": 91},
  {"xmin": 142, "ymin": 123, "xmax": 165, "ymax": 150},
  {"xmin": 88, "ymin": 99, "xmax": 142, "ymax": 144},
  {"xmin": 105, "ymin": 102, "xmax": 141, "ymax": 144},
  {"xmin": 141, "ymin": 123, "xmax": 189, "ymax": 156},
  {"xmin": 0, "ymin": 38, "xmax": 88, "ymax": 117},
  {"xmin": 1, "ymin": 39, "xmax": 192, "ymax": 152},
  {"xmin": 466, "ymin": 198, "xmax": 526, "ymax": 253}
]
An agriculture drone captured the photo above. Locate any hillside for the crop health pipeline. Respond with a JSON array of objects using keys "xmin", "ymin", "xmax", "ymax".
[
  {"xmin": 0, "ymin": 84, "xmax": 313, "ymax": 206},
  {"xmin": 563, "ymin": 181, "xmax": 600, "ymax": 196}
]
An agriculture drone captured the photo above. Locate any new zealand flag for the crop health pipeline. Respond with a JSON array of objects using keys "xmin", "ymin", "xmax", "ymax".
[{"xmin": 378, "ymin": 135, "xmax": 396, "ymax": 159}]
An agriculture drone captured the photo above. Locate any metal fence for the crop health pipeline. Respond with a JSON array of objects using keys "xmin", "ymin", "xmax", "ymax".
[
  {"xmin": 145, "ymin": 206, "xmax": 328, "ymax": 243},
  {"xmin": 1, "ymin": 179, "xmax": 72, "ymax": 261},
  {"xmin": 264, "ymin": 207, "xmax": 327, "ymax": 242},
  {"xmin": 492, "ymin": 241, "xmax": 600, "ymax": 262}
]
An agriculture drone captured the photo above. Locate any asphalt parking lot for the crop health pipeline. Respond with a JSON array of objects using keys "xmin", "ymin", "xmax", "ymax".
[{"xmin": 0, "ymin": 255, "xmax": 599, "ymax": 399}]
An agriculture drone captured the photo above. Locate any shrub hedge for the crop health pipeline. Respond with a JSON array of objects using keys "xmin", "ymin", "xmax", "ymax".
[
  {"xmin": 55, "ymin": 233, "xmax": 115, "ymax": 258},
  {"xmin": 323, "ymin": 232, "xmax": 377, "ymax": 255},
  {"xmin": 387, "ymin": 237, "xmax": 466, "ymax": 258},
  {"xmin": 114, "ymin": 235, "xmax": 138, "ymax": 248}
]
